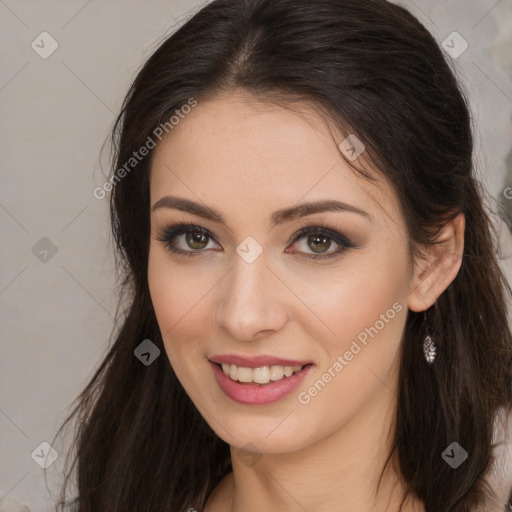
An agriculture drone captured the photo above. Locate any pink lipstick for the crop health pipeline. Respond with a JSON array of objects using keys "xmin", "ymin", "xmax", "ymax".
[{"xmin": 209, "ymin": 355, "xmax": 314, "ymax": 405}]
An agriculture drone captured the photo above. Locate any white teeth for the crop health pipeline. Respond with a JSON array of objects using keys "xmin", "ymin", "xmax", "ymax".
[
  {"xmin": 237, "ymin": 366, "xmax": 253, "ymax": 383},
  {"xmin": 220, "ymin": 363, "xmax": 304, "ymax": 384},
  {"xmin": 253, "ymin": 366, "xmax": 270, "ymax": 384},
  {"xmin": 270, "ymin": 365, "xmax": 284, "ymax": 381}
]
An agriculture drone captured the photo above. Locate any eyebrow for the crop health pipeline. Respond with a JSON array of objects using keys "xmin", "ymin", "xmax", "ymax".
[{"xmin": 151, "ymin": 195, "xmax": 371, "ymax": 228}]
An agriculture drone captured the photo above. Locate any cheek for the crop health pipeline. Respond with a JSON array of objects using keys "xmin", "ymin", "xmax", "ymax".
[
  {"xmin": 303, "ymin": 244, "xmax": 409, "ymax": 406},
  {"xmin": 269, "ymin": 282, "xmax": 408, "ymax": 453},
  {"xmin": 147, "ymin": 250, "xmax": 217, "ymax": 370},
  {"xmin": 148, "ymin": 247, "xmax": 203, "ymax": 328},
  {"xmin": 288, "ymin": 279, "xmax": 408, "ymax": 445},
  {"xmin": 147, "ymin": 253, "xmax": 191, "ymax": 360},
  {"xmin": 297, "ymin": 239, "xmax": 410, "ymax": 370}
]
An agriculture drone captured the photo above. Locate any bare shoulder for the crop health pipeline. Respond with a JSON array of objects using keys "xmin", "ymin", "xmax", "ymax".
[{"xmin": 203, "ymin": 472, "xmax": 234, "ymax": 512}]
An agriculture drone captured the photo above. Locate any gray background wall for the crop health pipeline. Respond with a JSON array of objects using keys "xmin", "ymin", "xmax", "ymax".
[{"xmin": 1, "ymin": 1, "xmax": 511, "ymax": 511}]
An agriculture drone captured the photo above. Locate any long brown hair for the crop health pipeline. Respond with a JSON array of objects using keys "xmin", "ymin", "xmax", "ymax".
[{"xmin": 51, "ymin": 0, "xmax": 512, "ymax": 510}]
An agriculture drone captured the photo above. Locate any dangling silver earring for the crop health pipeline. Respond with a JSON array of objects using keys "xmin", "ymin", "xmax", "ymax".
[{"xmin": 423, "ymin": 309, "xmax": 436, "ymax": 364}]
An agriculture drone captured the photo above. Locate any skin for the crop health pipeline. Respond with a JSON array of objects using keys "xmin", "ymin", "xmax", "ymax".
[{"xmin": 147, "ymin": 89, "xmax": 465, "ymax": 512}]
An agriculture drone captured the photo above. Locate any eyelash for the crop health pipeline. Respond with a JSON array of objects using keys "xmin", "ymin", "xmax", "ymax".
[{"xmin": 155, "ymin": 222, "xmax": 356, "ymax": 260}]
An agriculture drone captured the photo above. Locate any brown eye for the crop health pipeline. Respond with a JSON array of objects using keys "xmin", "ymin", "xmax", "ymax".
[
  {"xmin": 307, "ymin": 234, "xmax": 332, "ymax": 254},
  {"xmin": 186, "ymin": 231, "xmax": 209, "ymax": 250},
  {"xmin": 156, "ymin": 224, "xmax": 219, "ymax": 256},
  {"xmin": 288, "ymin": 226, "xmax": 355, "ymax": 260}
]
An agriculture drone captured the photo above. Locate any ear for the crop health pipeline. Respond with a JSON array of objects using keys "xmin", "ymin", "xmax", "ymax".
[{"xmin": 407, "ymin": 213, "xmax": 465, "ymax": 312}]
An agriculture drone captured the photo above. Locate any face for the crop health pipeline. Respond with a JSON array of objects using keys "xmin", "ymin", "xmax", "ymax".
[{"xmin": 147, "ymin": 90, "xmax": 414, "ymax": 454}]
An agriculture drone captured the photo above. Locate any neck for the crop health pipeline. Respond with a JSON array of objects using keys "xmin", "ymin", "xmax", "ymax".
[{"xmin": 219, "ymin": 380, "xmax": 424, "ymax": 512}]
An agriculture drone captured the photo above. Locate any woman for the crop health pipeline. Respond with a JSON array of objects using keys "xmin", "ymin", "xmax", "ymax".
[{"xmin": 52, "ymin": 0, "xmax": 512, "ymax": 510}]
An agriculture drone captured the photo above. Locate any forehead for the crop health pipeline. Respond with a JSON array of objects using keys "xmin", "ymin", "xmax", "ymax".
[{"xmin": 149, "ymin": 91, "xmax": 402, "ymax": 230}]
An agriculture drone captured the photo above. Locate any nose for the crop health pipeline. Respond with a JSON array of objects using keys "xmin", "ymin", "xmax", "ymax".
[{"xmin": 215, "ymin": 253, "xmax": 289, "ymax": 342}]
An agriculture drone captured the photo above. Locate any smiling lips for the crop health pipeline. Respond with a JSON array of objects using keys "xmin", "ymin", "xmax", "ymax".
[
  {"xmin": 209, "ymin": 354, "xmax": 314, "ymax": 405},
  {"xmin": 209, "ymin": 354, "xmax": 312, "ymax": 384}
]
